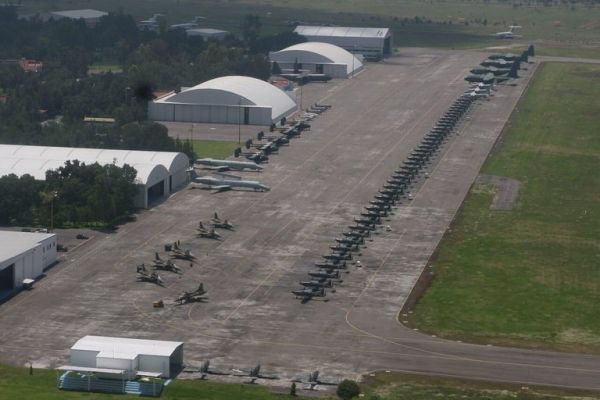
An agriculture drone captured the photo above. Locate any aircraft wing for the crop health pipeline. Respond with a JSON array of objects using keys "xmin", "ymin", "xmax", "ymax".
[
  {"xmin": 211, "ymin": 185, "xmax": 232, "ymax": 192},
  {"xmin": 209, "ymin": 166, "xmax": 230, "ymax": 172}
]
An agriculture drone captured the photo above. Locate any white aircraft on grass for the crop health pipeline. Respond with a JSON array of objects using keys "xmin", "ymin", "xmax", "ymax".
[{"xmin": 495, "ymin": 25, "xmax": 522, "ymax": 39}]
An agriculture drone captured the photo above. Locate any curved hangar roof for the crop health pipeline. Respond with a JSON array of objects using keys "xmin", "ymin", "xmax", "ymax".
[
  {"xmin": 157, "ymin": 75, "xmax": 297, "ymax": 121},
  {"xmin": 270, "ymin": 42, "xmax": 363, "ymax": 75},
  {"xmin": 0, "ymin": 144, "xmax": 188, "ymax": 187}
]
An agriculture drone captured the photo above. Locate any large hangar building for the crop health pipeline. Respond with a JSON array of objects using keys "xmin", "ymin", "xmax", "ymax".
[
  {"xmin": 0, "ymin": 145, "xmax": 189, "ymax": 208},
  {"xmin": 148, "ymin": 75, "xmax": 297, "ymax": 126},
  {"xmin": 293, "ymin": 25, "xmax": 393, "ymax": 59},
  {"xmin": 269, "ymin": 42, "xmax": 363, "ymax": 78},
  {"xmin": 0, "ymin": 231, "xmax": 57, "ymax": 295}
]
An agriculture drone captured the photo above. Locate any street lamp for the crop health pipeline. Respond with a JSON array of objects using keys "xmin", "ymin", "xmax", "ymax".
[
  {"xmin": 50, "ymin": 190, "xmax": 58, "ymax": 232},
  {"xmin": 238, "ymin": 98, "xmax": 242, "ymax": 144}
]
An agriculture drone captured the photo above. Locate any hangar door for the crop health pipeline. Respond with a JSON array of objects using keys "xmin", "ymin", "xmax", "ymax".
[
  {"xmin": 384, "ymin": 37, "xmax": 392, "ymax": 56},
  {"xmin": 0, "ymin": 264, "xmax": 15, "ymax": 290},
  {"xmin": 147, "ymin": 181, "xmax": 165, "ymax": 205}
]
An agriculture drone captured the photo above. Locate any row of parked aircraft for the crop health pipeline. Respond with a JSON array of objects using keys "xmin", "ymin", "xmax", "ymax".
[{"xmin": 293, "ymin": 78, "xmax": 485, "ymax": 303}]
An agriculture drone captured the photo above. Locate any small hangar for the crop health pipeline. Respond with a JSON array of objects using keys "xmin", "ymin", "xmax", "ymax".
[
  {"xmin": 65, "ymin": 336, "xmax": 184, "ymax": 379},
  {"xmin": 293, "ymin": 25, "xmax": 393, "ymax": 60},
  {"xmin": 148, "ymin": 75, "xmax": 297, "ymax": 125},
  {"xmin": 0, "ymin": 231, "xmax": 57, "ymax": 295},
  {"xmin": 0, "ymin": 145, "xmax": 189, "ymax": 208},
  {"xmin": 270, "ymin": 42, "xmax": 363, "ymax": 78}
]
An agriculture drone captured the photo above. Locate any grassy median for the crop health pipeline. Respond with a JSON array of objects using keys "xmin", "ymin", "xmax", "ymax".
[{"xmin": 410, "ymin": 62, "xmax": 600, "ymax": 352}]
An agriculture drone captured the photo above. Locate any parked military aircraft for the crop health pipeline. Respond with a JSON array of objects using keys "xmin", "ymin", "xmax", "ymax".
[
  {"xmin": 292, "ymin": 287, "xmax": 326, "ymax": 303},
  {"xmin": 323, "ymin": 252, "xmax": 351, "ymax": 262},
  {"xmin": 300, "ymin": 279, "xmax": 333, "ymax": 289},
  {"xmin": 465, "ymin": 72, "xmax": 495, "ymax": 84},
  {"xmin": 309, "ymin": 270, "xmax": 340, "ymax": 280},
  {"xmin": 197, "ymin": 222, "xmax": 222, "ymax": 240},
  {"xmin": 170, "ymin": 241, "xmax": 195, "ymax": 261},
  {"xmin": 315, "ymin": 260, "xmax": 347, "ymax": 270},
  {"xmin": 194, "ymin": 174, "xmax": 270, "ymax": 192},
  {"xmin": 194, "ymin": 158, "xmax": 263, "ymax": 172},
  {"xmin": 197, "ymin": 360, "xmax": 230, "ymax": 378},
  {"xmin": 152, "ymin": 259, "xmax": 181, "ymax": 274},
  {"xmin": 136, "ymin": 264, "xmax": 164, "ymax": 286},
  {"xmin": 293, "ymin": 370, "xmax": 340, "ymax": 389},
  {"xmin": 470, "ymin": 66, "xmax": 510, "ymax": 76},
  {"xmin": 175, "ymin": 283, "xmax": 207, "ymax": 304},
  {"xmin": 211, "ymin": 212, "xmax": 234, "ymax": 230},
  {"xmin": 232, "ymin": 364, "xmax": 279, "ymax": 383},
  {"xmin": 335, "ymin": 236, "xmax": 365, "ymax": 248}
]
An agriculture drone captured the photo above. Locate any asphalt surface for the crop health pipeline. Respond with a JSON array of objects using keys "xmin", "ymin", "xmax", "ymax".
[{"xmin": 1, "ymin": 48, "xmax": 599, "ymax": 392}]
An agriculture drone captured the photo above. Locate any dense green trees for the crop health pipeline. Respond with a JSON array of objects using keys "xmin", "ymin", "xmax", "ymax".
[{"xmin": 0, "ymin": 161, "xmax": 139, "ymax": 228}]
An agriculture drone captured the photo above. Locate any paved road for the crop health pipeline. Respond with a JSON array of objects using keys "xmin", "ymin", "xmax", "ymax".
[
  {"xmin": 1, "ymin": 49, "xmax": 599, "ymax": 392},
  {"xmin": 537, "ymin": 56, "xmax": 600, "ymax": 64}
]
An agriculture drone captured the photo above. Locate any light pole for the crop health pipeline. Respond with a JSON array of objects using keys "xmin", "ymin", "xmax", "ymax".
[
  {"xmin": 50, "ymin": 190, "xmax": 58, "ymax": 232},
  {"xmin": 238, "ymin": 98, "xmax": 242, "ymax": 144}
]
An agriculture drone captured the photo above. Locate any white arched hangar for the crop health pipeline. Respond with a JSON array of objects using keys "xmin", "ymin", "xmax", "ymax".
[
  {"xmin": 148, "ymin": 75, "xmax": 297, "ymax": 126},
  {"xmin": 0, "ymin": 145, "xmax": 190, "ymax": 209},
  {"xmin": 269, "ymin": 42, "xmax": 363, "ymax": 79}
]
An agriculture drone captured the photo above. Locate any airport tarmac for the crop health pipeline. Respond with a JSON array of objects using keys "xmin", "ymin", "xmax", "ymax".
[{"xmin": 1, "ymin": 49, "xmax": 599, "ymax": 391}]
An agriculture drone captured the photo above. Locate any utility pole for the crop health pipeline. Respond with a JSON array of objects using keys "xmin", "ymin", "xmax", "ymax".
[
  {"xmin": 238, "ymin": 99, "xmax": 242, "ymax": 144},
  {"xmin": 50, "ymin": 191, "xmax": 57, "ymax": 232}
]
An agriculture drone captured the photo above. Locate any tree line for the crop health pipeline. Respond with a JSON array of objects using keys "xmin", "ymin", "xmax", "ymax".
[{"xmin": 0, "ymin": 161, "xmax": 139, "ymax": 228}]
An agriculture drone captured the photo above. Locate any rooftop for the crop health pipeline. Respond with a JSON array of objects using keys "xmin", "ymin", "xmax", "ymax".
[
  {"xmin": 0, "ymin": 231, "xmax": 55, "ymax": 262},
  {"xmin": 71, "ymin": 336, "xmax": 183, "ymax": 358},
  {"xmin": 50, "ymin": 9, "xmax": 108, "ymax": 20},
  {"xmin": 294, "ymin": 25, "xmax": 390, "ymax": 38}
]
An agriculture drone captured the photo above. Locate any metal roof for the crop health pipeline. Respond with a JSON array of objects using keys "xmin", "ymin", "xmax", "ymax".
[
  {"xmin": 0, "ymin": 145, "xmax": 187, "ymax": 186},
  {"xmin": 50, "ymin": 9, "xmax": 108, "ymax": 20},
  {"xmin": 71, "ymin": 336, "xmax": 183, "ymax": 358},
  {"xmin": 270, "ymin": 42, "xmax": 363, "ymax": 75},
  {"xmin": 155, "ymin": 76, "xmax": 297, "ymax": 121},
  {"xmin": 57, "ymin": 365, "xmax": 126, "ymax": 374},
  {"xmin": 294, "ymin": 25, "xmax": 390, "ymax": 39},
  {"xmin": 0, "ymin": 230, "xmax": 55, "ymax": 262},
  {"xmin": 186, "ymin": 28, "xmax": 228, "ymax": 35}
]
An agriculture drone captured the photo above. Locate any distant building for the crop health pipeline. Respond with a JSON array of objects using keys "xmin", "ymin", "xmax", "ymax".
[
  {"xmin": 0, "ymin": 58, "xmax": 43, "ymax": 73},
  {"xmin": 0, "ymin": 231, "xmax": 57, "ymax": 295},
  {"xmin": 185, "ymin": 28, "xmax": 229, "ymax": 41},
  {"xmin": 49, "ymin": 9, "xmax": 108, "ymax": 27},
  {"xmin": 293, "ymin": 25, "xmax": 393, "ymax": 60},
  {"xmin": 269, "ymin": 42, "xmax": 363, "ymax": 79}
]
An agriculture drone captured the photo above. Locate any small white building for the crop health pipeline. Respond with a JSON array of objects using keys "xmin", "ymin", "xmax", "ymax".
[
  {"xmin": 67, "ymin": 336, "xmax": 184, "ymax": 379},
  {"xmin": 270, "ymin": 42, "xmax": 363, "ymax": 78},
  {"xmin": 294, "ymin": 25, "xmax": 393, "ymax": 59},
  {"xmin": 148, "ymin": 76, "xmax": 297, "ymax": 125},
  {"xmin": 186, "ymin": 28, "xmax": 229, "ymax": 41},
  {"xmin": 0, "ymin": 231, "xmax": 57, "ymax": 293}
]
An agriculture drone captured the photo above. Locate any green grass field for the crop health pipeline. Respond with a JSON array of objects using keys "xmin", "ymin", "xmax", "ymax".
[
  {"xmin": 192, "ymin": 139, "xmax": 239, "ymax": 159},
  {"xmin": 4, "ymin": 364, "xmax": 599, "ymax": 400},
  {"xmin": 409, "ymin": 62, "xmax": 600, "ymax": 352},
  {"xmin": 21, "ymin": 0, "xmax": 600, "ymax": 51},
  {"xmin": 0, "ymin": 364, "xmax": 308, "ymax": 400},
  {"xmin": 362, "ymin": 372, "xmax": 600, "ymax": 400}
]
